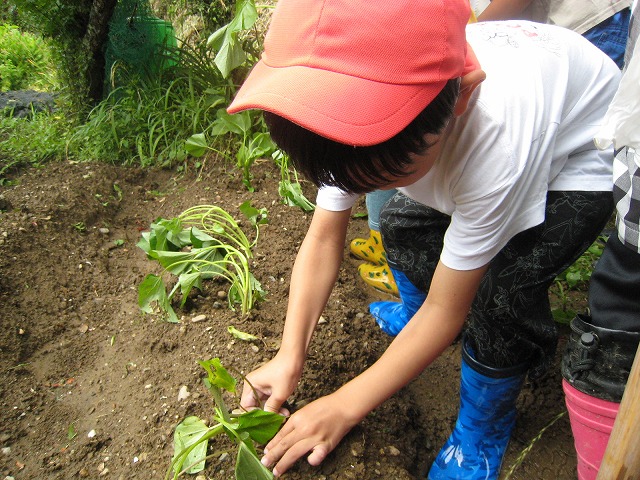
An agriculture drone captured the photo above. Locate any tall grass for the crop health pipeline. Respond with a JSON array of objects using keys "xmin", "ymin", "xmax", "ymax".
[{"xmin": 0, "ymin": 24, "xmax": 58, "ymax": 91}]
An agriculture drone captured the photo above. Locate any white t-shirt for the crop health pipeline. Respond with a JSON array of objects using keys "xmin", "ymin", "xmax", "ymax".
[{"xmin": 316, "ymin": 21, "xmax": 620, "ymax": 271}]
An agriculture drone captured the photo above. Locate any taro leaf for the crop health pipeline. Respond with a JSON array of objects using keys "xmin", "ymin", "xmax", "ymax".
[
  {"xmin": 235, "ymin": 441, "xmax": 274, "ymax": 480},
  {"xmin": 236, "ymin": 409, "xmax": 285, "ymax": 445},
  {"xmin": 278, "ymin": 181, "xmax": 315, "ymax": 212},
  {"xmin": 172, "ymin": 416, "xmax": 209, "ymax": 474},
  {"xmin": 199, "ymin": 358, "xmax": 237, "ymax": 394},
  {"xmin": 138, "ymin": 274, "xmax": 179, "ymax": 323},
  {"xmin": 227, "ymin": 325, "xmax": 258, "ymax": 342},
  {"xmin": 185, "ymin": 133, "xmax": 208, "ymax": 157},
  {"xmin": 239, "ymin": 200, "xmax": 268, "ymax": 226}
]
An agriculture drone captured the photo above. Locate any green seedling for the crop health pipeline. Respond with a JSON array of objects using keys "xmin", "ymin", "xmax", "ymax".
[
  {"xmin": 167, "ymin": 358, "xmax": 284, "ymax": 479},
  {"xmin": 137, "ymin": 204, "xmax": 266, "ymax": 321},
  {"xmin": 273, "ymin": 150, "xmax": 315, "ymax": 212}
]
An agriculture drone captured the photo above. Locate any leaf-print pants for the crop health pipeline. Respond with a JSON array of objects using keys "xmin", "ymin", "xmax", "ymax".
[{"xmin": 379, "ymin": 191, "xmax": 613, "ymax": 379}]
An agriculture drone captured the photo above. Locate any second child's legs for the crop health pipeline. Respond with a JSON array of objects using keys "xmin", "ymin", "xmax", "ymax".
[{"xmin": 378, "ymin": 190, "xmax": 613, "ymax": 479}]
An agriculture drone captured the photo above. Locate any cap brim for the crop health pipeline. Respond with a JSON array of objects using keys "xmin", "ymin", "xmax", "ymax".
[{"xmin": 227, "ymin": 60, "xmax": 445, "ymax": 146}]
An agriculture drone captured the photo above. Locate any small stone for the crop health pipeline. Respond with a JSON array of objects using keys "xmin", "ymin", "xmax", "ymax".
[
  {"xmin": 318, "ymin": 316, "xmax": 328, "ymax": 324},
  {"xmin": 98, "ymin": 228, "xmax": 110, "ymax": 234},
  {"xmin": 191, "ymin": 314, "xmax": 207, "ymax": 323},
  {"xmin": 177, "ymin": 385, "xmax": 190, "ymax": 401},
  {"xmin": 87, "ymin": 429, "xmax": 96, "ymax": 438},
  {"xmin": 1, "ymin": 447, "xmax": 10, "ymax": 455},
  {"xmin": 387, "ymin": 445, "xmax": 401, "ymax": 456},
  {"xmin": 217, "ymin": 290, "xmax": 227, "ymax": 299}
]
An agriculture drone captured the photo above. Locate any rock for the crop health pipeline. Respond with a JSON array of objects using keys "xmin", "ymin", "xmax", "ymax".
[
  {"xmin": 177, "ymin": 385, "xmax": 190, "ymax": 401},
  {"xmin": 191, "ymin": 314, "xmax": 207, "ymax": 323},
  {"xmin": 387, "ymin": 445, "xmax": 401, "ymax": 456}
]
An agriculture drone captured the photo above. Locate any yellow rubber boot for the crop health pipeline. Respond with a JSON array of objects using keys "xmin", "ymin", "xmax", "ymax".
[
  {"xmin": 358, "ymin": 263, "xmax": 399, "ymax": 296},
  {"xmin": 350, "ymin": 229, "xmax": 387, "ymax": 265}
]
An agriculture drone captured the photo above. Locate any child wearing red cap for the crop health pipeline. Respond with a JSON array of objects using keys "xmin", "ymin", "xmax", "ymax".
[{"xmin": 228, "ymin": 0, "xmax": 621, "ymax": 478}]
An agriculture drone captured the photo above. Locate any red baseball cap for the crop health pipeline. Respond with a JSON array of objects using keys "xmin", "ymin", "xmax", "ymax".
[{"xmin": 228, "ymin": 0, "xmax": 480, "ymax": 146}]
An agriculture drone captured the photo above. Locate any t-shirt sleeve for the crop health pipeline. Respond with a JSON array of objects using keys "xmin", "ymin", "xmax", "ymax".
[{"xmin": 316, "ymin": 186, "xmax": 359, "ymax": 211}]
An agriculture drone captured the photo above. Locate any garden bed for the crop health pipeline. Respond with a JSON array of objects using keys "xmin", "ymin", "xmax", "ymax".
[{"xmin": 0, "ymin": 159, "xmax": 579, "ymax": 479}]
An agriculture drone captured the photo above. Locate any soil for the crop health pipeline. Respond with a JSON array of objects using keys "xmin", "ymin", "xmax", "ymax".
[{"xmin": 0, "ymin": 158, "xmax": 582, "ymax": 480}]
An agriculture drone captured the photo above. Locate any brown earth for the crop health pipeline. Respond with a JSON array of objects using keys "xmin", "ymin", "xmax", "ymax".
[{"xmin": 0, "ymin": 159, "xmax": 581, "ymax": 479}]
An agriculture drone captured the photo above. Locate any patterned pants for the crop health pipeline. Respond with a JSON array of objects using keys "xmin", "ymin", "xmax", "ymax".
[{"xmin": 379, "ymin": 191, "xmax": 613, "ymax": 378}]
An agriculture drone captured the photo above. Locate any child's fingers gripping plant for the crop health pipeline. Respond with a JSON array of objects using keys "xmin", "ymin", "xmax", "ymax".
[
  {"xmin": 168, "ymin": 358, "xmax": 285, "ymax": 479},
  {"xmin": 137, "ymin": 203, "xmax": 267, "ymax": 321}
]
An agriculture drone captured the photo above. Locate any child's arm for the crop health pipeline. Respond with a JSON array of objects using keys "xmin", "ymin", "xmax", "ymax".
[
  {"xmin": 240, "ymin": 206, "xmax": 352, "ymax": 413},
  {"xmin": 477, "ymin": 0, "xmax": 534, "ymax": 21},
  {"xmin": 262, "ymin": 260, "xmax": 488, "ymax": 476}
]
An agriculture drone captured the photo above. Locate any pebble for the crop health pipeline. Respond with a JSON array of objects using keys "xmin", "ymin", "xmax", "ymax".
[
  {"xmin": 87, "ymin": 429, "xmax": 96, "ymax": 438},
  {"xmin": 217, "ymin": 290, "xmax": 227, "ymax": 299},
  {"xmin": 177, "ymin": 385, "xmax": 190, "ymax": 401},
  {"xmin": 98, "ymin": 228, "xmax": 110, "ymax": 234},
  {"xmin": 191, "ymin": 314, "xmax": 207, "ymax": 323},
  {"xmin": 387, "ymin": 445, "xmax": 401, "ymax": 456}
]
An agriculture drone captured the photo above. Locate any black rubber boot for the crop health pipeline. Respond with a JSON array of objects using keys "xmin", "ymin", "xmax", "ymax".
[{"xmin": 561, "ymin": 314, "xmax": 640, "ymax": 402}]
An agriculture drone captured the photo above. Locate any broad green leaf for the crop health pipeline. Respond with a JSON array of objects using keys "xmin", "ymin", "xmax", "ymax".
[
  {"xmin": 236, "ymin": 409, "xmax": 285, "ymax": 445},
  {"xmin": 239, "ymin": 201, "xmax": 268, "ymax": 226},
  {"xmin": 278, "ymin": 181, "xmax": 315, "ymax": 212},
  {"xmin": 228, "ymin": 325, "xmax": 258, "ymax": 342},
  {"xmin": 172, "ymin": 416, "xmax": 209, "ymax": 474},
  {"xmin": 247, "ymin": 132, "xmax": 276, "ymax": 159},
  {"xmin": 153, "ymin": 250, "xmax": 195, "ymax": 275},
  {"xmin": 136, "ymin": 230, "xmax": 152, "ymax": 254},
  {"xmin": 199, "ymin": 358, "xmax": 237, "ymax": 394},
  {"xmin": 185, "ymin": 133, "xmax": 208, "ymax": 157},
  {"xmin": 235, "ymin": 441, "xmax": 274, "ymax": 480},
  {"xmin": 190, "ymin": 227, "xmax": 218, "ymax": 248},
  {"xmin": 138, "ymin": 274, "xmax": 179, "ymax": 323},
  {"xmin": 208, "ymin": 0, "xmax": 258, "ymax": 78},
  {"xmin": 211, "ymin": 109, "xmax": 251, "ymax": 136},
  {"xmin": 178, "ymin": 272, "xmax": 204, "ymax": 307}
]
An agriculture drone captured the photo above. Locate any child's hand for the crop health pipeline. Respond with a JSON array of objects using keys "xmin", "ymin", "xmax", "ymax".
[
  {"xmin": 240, "ymin": 353, "xmax": 302, "ymax": 415},
  {"xmin": 260, "ymin": 393, "xmax": 359, "ymax": 477}
]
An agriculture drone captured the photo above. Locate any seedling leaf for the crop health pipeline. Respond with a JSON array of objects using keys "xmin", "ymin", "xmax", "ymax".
[
  {"xmin": 228, "ymin": 325, "xmax": 258, "ymax": 342},
  {"xmin": 239, "ymin": 201, "xmax": 268, "ymax": 226},
  {"xmin": 199, "ymin": 358, "xmax": 237, "ymax": 394},
  {"xmin": 278, "ymin": 181, "xmax": 315, "ymax": 212},
  {"xmin": 138, "ymin": 274, "xmax": 179, "ymax": 323},
  {"xmin": 235, "ymin": 441, "xmax": 274, "ymax": 480},
  {"xmin": 185, "ymin": 133, "xmax": 208, "ymax": 157},
  {"xmin": 237, "ymin": 409, "xmax": 285, "ymax": 445},
  {"xmin": 172, "ymin": 416, "xmax": 209, "ymax": 474}
]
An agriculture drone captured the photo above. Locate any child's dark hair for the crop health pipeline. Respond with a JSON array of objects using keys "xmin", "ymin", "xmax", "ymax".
[{"xmin": 264, "ymin": 78, "xmax": 460, "ymax": 194}]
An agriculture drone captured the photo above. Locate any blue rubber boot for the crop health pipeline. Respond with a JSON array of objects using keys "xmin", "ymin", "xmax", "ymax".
[
  {"xmin": 428, "ymin": 342, "xmax": 527, "ymax": 480},
  {"xmin": 369, "ymin": 268, "xmax": 426, "ymax": 336}
]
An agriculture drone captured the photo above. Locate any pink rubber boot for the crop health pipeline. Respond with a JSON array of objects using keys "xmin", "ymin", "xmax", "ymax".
[{"xmin": 562, "ymin": 380, "xmax": 620, "ymax": 480}]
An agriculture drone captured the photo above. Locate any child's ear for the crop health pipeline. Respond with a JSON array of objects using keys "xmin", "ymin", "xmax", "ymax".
[{"xmin": 453, "ymin": 69, "xmax": 486, "ymax": 117}]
